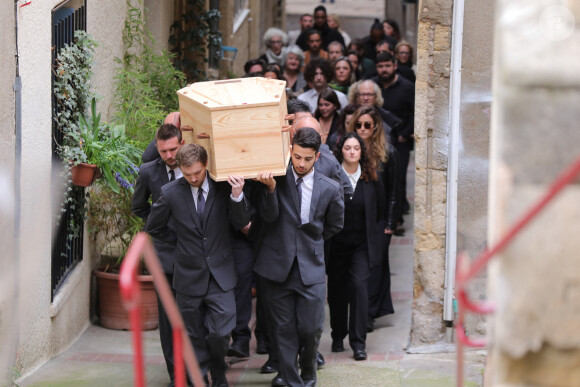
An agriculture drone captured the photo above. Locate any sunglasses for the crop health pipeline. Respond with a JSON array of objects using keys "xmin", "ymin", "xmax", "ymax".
[{"xmin": 355, "ymin": 121, "xmax": 373, "ymax": 130}]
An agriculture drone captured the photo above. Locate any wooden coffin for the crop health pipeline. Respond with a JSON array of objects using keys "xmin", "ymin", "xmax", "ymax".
[{"xmin": 177, "ymin": 77, "xmax": 292, "ymax": 181}]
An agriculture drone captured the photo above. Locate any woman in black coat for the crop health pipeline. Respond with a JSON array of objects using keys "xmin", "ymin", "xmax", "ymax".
[
  {"xmin": 327, "ymin": 132, "xmax": 387, "ymax": 361},
  {"xmin": 347, "ymin": 105, "xmax": 400, "ymax": 332}
]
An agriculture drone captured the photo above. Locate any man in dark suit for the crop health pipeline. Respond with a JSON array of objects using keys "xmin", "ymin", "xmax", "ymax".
[
  {"xmin": 253, "ymin": 128, "xmax": 344, "ymax": 387},
  {"xmin": 371, "ymin": 52, "xmax": 415, "ymax": 217},
  {"xmin": 255, "ymin": 105, "xmax": 351, "ymax": 383},
  {"xmin": 146, "ymin": 144, "xmax": 250, "ymax": 387},
  {"xmin": 131, "ymin": 123, "xmax": 184, "ymax": 387}
]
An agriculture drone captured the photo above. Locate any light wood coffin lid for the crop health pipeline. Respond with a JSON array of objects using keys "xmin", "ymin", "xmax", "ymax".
[{"xmin": 177, "ymin": 77, "xmax": 291, "ymax": 181}]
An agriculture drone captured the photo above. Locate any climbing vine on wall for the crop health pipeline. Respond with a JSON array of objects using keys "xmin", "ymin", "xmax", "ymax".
[{"xmin": 169, "ymin": 0, "xmax": 222, "ymax": 82}]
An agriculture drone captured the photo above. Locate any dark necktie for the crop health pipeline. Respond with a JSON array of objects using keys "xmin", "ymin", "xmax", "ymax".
[
  {"xmin": 296, "ymin": 177, "xmax": 303, "ymax": 212},
  {"xmin": 197, "ymin": 188, "xmax": 205, "ymax": 225},
  {"xmin": 169, "ymin": 170, "xmax": 175, "ymax": 181}
]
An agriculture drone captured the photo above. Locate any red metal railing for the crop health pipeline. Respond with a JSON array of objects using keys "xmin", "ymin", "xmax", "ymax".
[
  {"xmin": 455, "ymin": 155, "xmax": 580, "ymax": 386},
  {"xmin": 119, "ymin": 232, "xmax": 205, "ymax": 387}
]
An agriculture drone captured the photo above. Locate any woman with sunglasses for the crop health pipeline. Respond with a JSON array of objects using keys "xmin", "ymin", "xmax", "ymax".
[
  {"xmin": 314, "ymin": 88, "xmax": 341, "ymax": 145},
  {"xmin": 328, "ymin": 132, "xmax": 386, "ymax": 361},
  {"xmin": 329, "ymin": 57, "xmax": 355, "ymax": 95},
  {"xmin": 347, "ymin": 105, "xmax": 400, "ymax": 332}
]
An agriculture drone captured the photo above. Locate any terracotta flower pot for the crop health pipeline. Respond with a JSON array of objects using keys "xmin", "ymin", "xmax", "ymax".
[
  {"xmin": 71, "ymin": 163, "xmax": 101, "ymax": 187},
  {"xmin": 93, "ymin": 268, "xmax": 159, "ymax": 331}
]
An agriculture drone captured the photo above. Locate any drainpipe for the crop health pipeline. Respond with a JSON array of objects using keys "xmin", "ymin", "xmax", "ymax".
[
  {"xmin": 444, "ymin": 0, "xmax": 465, "ymax": 334},
  {"xmin": 11, "ymin": 0, "xmax": 22, "ymax": 368}
]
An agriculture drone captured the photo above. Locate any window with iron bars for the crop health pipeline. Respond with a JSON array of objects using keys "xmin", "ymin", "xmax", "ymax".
[{"xmin": 51, "ymin": 0, "xmax": 86, "ymax": 301}]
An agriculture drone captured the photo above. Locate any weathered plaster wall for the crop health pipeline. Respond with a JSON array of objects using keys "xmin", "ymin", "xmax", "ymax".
[
  {"xmin": 89, "ymin": 0, "xmax": 132, "ymax": 120},
  {"xmin": 13, "ymin": 0, "xmax": 130, "ymax": 378},
  {"xmin": 413, "ymin": 0, "xmax": 493, "ymax": 344},
  {"xmin": 488, "ymin": 0, "xmax": 580, "ymax": 384},
  {"xmin": 144, "ymin": 0, "xmax": 174, "ymax": 53},
  {"xmin": 0, "ymin": 0, "xmax": 17, "ymax": 380},
  {"xmin": 16, "ymin": 0, "xmax": 65, "ymax": 374}
]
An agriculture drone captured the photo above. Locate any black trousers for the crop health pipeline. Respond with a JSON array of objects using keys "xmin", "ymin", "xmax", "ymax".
[
  {"xmin": 231, "ymin": 238, "xmax": 254, "ymax": 346},
  {"xmin": 157, "ymin": 272, "xmax": 176, "ymax": 383},
  {"xmin": 176, "ymin": 277, "xmax": 236, "ymax": 381},
  {"xmin": 368, "ymin": 233, "xmax": 394, "ymax": 318},
  {"xmin": 255, "ymin": 274, "xmax": 272, "ymax": 354},
  {"xmin": 394, "ymin": 141, "xmax": 411, "ymax": 212},
  {"xmin": 328, "ymin": 242, "xmax": 370, "ymax": 350},
  {"xmin": 261, "ymin": 261, "xmax": 325, "ymax": 387}
]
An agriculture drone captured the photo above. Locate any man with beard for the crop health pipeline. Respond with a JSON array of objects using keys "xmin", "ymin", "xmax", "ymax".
[
  {"xmin": 371, "ymin": 52, "xmax": 415, "ymax": 216},
  {"xmin": 146, "ymin": 144, "xmax": 250, "ymax": 387},
  {"xmin": 296, "ymin": 5, "xmax": 344, "ymax": 52},
  {"xmin": 303, "ymin": 30, "xmax": 328, "ymax": 67},
  {"xmin": 253, "ymin": 127, "xmax": 344, "ymax": 387},
  {"xmin": 132, "ymin": 123, "xmax": 184, "ymax": 387},
  {"xmin": 298, "ymin": 58, "xmax": 348, "ymax": 114},
  {"xmin": 288, "ymin": 13, "xmax": 314, "ymax": 47}
]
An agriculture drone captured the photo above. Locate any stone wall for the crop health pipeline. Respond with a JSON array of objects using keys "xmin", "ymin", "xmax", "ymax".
[
  {"xmin": 412, "ymin": 0, "xmax": 454, "ymax": 345},
  {"xmin": 487, "ymin": 0, "xmax": 580, "ymax": 384},
  {"xmin": 412, "ymin": 0, "xmax": 493, "ymax": 344}
]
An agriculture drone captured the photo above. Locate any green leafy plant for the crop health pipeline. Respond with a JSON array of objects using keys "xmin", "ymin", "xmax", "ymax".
[
  {"xmin": 87, "ymin": 185, "xmax": 144, "ymax": 265},
  {"xmin": 52, "ymin": 30, "xmax": 97, "ymax": 239},
  {"xmin": 72, "ymin": 98, "xmax": 142, "ymax": 193},
  {"xmin": 53, "ymin": 30, "xmax": 96, "ymax": 147},
  {"xmin": 114, "ymin": 0, "xmax": 186, "ymax": 147}
]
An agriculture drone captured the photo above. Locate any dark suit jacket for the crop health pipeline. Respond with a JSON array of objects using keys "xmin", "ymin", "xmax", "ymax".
[
  {"xmin": 131, "ymin": 159, "xmax": 176, "ymax": 273},
  {"xmin": 334, "ymin": 179, "xmax": 386, "ymax": 269},
  {"xmin": 380, "ymin": 144, "xmax": 401, "ymax": 230},
  {"xmin": 253, "ymin": 166, "xmax": 344, "ymax": 286},
  {"xmin": 146, "ymin": 176, "xmax": 250, "ymax": 296},
  {"xmin": 141, "ymin": 139, "xmax": 160, "ymax": 163},
  {"xmin": 317, "ymin": 143, "xmax": 354, "ymax": 198}
]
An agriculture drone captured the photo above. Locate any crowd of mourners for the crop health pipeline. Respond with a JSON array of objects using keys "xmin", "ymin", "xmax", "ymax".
[{"xmin": 132, "ymin": 5, "xmax": 415, "ymax": 387}]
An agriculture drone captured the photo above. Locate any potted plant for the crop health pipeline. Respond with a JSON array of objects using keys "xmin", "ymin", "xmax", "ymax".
[
  {"xmin": 69, "ymin": 98, "xmax": 142, "ymax": 192},
  {"xmin": 89, "ymin": 186, "xmax": 159, "ymax": 331}
]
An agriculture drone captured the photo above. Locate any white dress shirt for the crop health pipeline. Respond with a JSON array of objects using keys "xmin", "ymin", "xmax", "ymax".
[
  {"xmin": 189, "ymin": 172, "xmax": 244, "ymax": 207},
  {"xmin": 297, "ymin": 87, "xmax": 349, "ymax": 113},
  {"xmin": 291, "ymin": 168, "xmax": 315, "ymax": 225},
  {"xmin": 190, "ymin": 174, "xmax": 210, "ymax": 209},
  {"xmin": 342, "ymin": 163, "xmax": 361, "ymax": 191},
  {"xmin": 166, "ymin": 166, "xmax": 182, "ymax": 181}
]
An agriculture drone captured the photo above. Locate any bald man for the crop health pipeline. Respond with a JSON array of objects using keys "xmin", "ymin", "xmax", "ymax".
[{"xmin": 295, "ymin": 116, "xmax": 353, "ymax": 199}]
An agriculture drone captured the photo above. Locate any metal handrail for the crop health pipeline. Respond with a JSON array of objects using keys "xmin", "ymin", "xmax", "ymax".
[
  {"xmin": 455, "ymin": 155, "xmax": 580, "ymax": 386},
  {"xmin": 119, "ymin": 232, "xmax": 205, "ymax": 387}
]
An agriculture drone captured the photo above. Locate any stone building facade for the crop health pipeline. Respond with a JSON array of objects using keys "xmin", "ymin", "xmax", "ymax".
[{"xmin": 413, "ymin": 0, "xmax": 493, "ymax": 344}]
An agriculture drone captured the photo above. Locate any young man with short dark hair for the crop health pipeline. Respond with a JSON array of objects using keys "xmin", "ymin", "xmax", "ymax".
[
  {"xmin": 132, "ymin": 123, "xmax": 185, "ymax": 387},
  {"xmin": 253, "ymin": 127, "xmax": 344, "ymax": 387}
]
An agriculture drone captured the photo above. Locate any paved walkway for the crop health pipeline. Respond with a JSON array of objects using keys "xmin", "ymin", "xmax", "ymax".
[{"xmin": 19, "ymin": 155, "xmax": 486, "ymax": 386}]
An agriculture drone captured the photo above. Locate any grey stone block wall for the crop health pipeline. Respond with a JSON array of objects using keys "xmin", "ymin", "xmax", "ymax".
[{"xmin": 413, "ymin": 0, "xmax": 493, "ymax": 344}]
